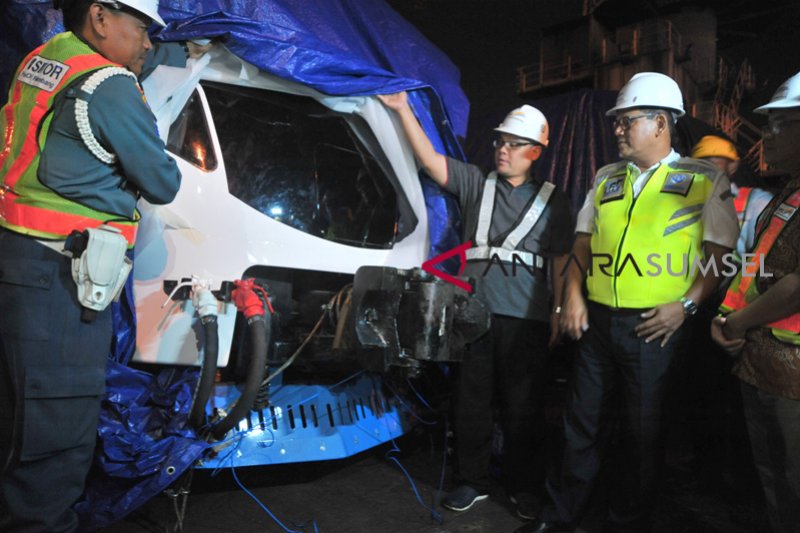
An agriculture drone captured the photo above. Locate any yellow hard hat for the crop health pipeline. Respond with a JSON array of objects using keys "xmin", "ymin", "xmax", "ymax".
[{"xmin": 690, "ymin": 135, "xmax": 739, "ymax": 161}]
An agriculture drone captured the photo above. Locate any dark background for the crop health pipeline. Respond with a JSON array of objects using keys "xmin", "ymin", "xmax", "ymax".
[{"xmin": 386, "ymin": 0, "xmax": 800, "ymax": 155}]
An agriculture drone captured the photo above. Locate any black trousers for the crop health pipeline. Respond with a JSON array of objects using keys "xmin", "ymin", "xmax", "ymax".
[
  {"xmin": 544, "ymin": 302, "xmax": 685, "ymax": 532},
  {"xmin": 452, "ymin": 314, "xmax": 550, "ymax": 494},
  {"xmin": 0, "ymin": 228, "xmax": 111, "ymax": 533},
  {"xmin": 740, "ymin": 381, "xmax": 800, "ymax": 533}
]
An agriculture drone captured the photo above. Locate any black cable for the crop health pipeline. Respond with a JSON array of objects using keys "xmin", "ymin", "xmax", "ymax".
[
  {"xmin": 210, "ymin": 316, "xmax": 268, "ymax": 440},
  {"xmin": 188, "ymin": 316, "xmax": 219, "ymax": 430},
  {"xmin": 252, "ymin": 313, "xmax": 273, "ymax": 411}
]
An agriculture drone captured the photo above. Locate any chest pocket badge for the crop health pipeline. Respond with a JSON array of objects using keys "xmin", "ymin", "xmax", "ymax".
[
  {"xmin": 600, "ymin": 175, "xmax": 625, "ymax": 204},
  {"xmin": 774, "ymin": 203, "xmax": 798, "ymax": 222},
  {"xmin": 661, "ymin": 172, "xmax": 694, "ymax": 196}
]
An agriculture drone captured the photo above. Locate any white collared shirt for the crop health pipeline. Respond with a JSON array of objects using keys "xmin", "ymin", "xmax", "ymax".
[
  {"xmin": 575, "ymin": 150, "xmax": 739, "ymax": 249},
  {"xmin": 629, "ymin": 149, "xmax": 680, "ymax": 198}
]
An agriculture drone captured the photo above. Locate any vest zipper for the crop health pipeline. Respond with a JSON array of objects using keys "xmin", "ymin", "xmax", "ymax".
[{"xmin": 612, "ymin": 194, "xmax": 637, "ymax": 308}]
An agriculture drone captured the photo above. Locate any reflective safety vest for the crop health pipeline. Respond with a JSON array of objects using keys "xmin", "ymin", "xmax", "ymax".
[
  {"xmin": 720, "ymin": 188, "xmax": 800, "ymax": 345},
  {"xmin": 0, "ymin": 32, "xmax": 138, "ymax": 245},
  {"xmin": 587, "ymin": 159, "xmax": 715, "ymax": 308},
  {"xmin": 464, "ymin": 172, "xmax": 554, "ymax": 269},
  {"xmin": 733, "ymin": 186, "xmax": 752, "ymax": 227}
]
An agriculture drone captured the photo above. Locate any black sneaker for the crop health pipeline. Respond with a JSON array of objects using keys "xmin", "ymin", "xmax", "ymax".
[
  {"xmin": 441, "ymin": 485, "xmax": 489, "ymax": 511},
  {"xmin": 509, "ymin": 492, "xmax": 541, "ymax": 520}
]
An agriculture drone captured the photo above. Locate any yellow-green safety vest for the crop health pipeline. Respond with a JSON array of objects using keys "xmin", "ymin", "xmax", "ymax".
[{"xmin": 587, "ymin": 159, "xmax": 716, "ymax": 308}]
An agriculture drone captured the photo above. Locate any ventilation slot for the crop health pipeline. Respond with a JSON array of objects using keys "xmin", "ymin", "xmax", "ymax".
[
  {"xmin": 326, "ymin": 403, "xmax": 335, "ymax": 427},
  {"xmin": 269, "ymin": 406, "xmax": 279, "ymax": 430}
]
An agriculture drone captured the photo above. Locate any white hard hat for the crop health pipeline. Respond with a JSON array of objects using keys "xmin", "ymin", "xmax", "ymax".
[
  {"xmin": 606, "ymin": 72, "xmax": 685, "ymax": 118},
  {"xmin": 754, "ymin": 71, "xmax": 800, "ymax": 114},
  {"xmin": 98, "ymin": 0, "xmax": 166, "ymax": 27},
  {"xmin": 494, "ymin": 105, "xmax": 549, "ymax": 147}
]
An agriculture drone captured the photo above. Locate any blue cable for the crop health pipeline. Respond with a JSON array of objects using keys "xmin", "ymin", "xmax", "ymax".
[
  {"xmin": 370, "ymin": 407, "xmax": 449, "ymax": 518},
  {"xmin": 204, "ymin": 369, "xmax": 370, "ymax": 531},
  {"xmin": 229, "ymin": 460, "xmax": 311, "ymax": 532},
  {"xmin": 436, "ymin": 417, "xmax": 448, "ymax": 503},
  {"xmin": 385, "ymin": 381, "xmax": 437, "ymax": 426},
  {"xmin": 209, "ymin": 369, "xmax": 367, "ymax": 454},
  {"xmin": 376, "ymin": 399, "xmax": 444, "ymax": 525},
  {"xmin": 405, "ymin": 376, "xmax": 434, "ymax": 410},
  {"xmin": 384, "ymin": 448, "xmax": 444, "ymax": 525},
  {"xmin": 288, "ymin": 369, "xmax": 366, "ymax": 408},
  {"xmin": 211, "ymin": 431, "xmax": 319, "ymax": 533}
]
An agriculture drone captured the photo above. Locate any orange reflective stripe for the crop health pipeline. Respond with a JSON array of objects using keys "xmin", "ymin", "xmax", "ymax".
[
  {"xmin": 0, "ymin": 84, "xmax": 21, "ymax": 168},
  {"xmin": 4, "ymin": 53, "xmax": 119, "ymax": 189},
  {"xmin": 768, "ymin": 309, "xmax": 800, "ymax": 331},
  {"xmin": 0, "ymin": 193, "xmax": 137, "ymax": 245},
  {"xmin": 0, "ymin": 45, "xmax": 44, "ymax": 171},
  {"xmin": 721, "ymin": 189, "xmax": 800, "ymax": 331},
  {"xmin": 733, "ymin": 187, "xmax": 751, "ymax": 223}
]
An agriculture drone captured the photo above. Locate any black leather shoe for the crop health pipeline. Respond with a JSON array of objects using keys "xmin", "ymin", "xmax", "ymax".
[
  {"xmin": 513, "ymin": 519, "xmax": 567, "ymax": 533},
  {"xmin": 509, "ymin": 492, "xmax": 541, "ymax": 520}
]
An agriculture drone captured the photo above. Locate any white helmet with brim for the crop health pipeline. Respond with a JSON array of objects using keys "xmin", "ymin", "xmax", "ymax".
[
  {"xmin": 754, "ymin": 71, "xmax": 800, "ymax": 114},
  {"xmin": 97, "ymin": 0, "xmax": 166, "ymax": 27},
  {"xmin": 606, "ymin": 71, "xmax": 685, "ymax": 118},
  {"xmin": 494, "ymin": 105, "xmax": 549, "ymax": 147}
]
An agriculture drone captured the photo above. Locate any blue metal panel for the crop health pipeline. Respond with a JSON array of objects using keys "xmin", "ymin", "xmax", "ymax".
[{"xmin": 198, "ymin": 373, "xmax": 412, "ymax": 468}]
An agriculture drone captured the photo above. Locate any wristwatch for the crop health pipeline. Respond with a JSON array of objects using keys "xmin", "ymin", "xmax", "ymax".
[{"xmin": 679, "ymin": 297, "xmax": 698, "ymax": 316}]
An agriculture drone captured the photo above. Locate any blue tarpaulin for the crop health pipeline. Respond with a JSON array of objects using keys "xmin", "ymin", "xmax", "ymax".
[
  {"xmin": 73, "ymin": 362, "xmax": 211, "ymax": 530},
  {"xmin": 0, "ymin": 0, "xmax": 468, "ymax": 527}
]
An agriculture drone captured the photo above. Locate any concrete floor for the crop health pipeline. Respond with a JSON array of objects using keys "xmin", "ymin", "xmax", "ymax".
[
  {"xmin": 95, "ymin": 422, "xmax": 768, "ymax": 533},
  {"xmin": 95, "ymin": 346, "xmax": 769, "ymax": 533}
]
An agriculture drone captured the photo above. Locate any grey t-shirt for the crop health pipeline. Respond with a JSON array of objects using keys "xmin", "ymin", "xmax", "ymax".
[{"xmin": 444, "ymin": 157, "xmax": 574, "ymax": 321}]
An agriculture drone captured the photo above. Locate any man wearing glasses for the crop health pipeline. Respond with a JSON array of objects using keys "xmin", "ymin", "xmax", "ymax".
[
  {"xmin": 713, "ymin": 71, "xmax": 800, "ymax": 533},
  {"xmin": 517, "ymin": 72, "xmax": 738, "ymax": 532},
  {"xmin": 379, "ymin": 92, "xmax": 574, "ymax": 520}
]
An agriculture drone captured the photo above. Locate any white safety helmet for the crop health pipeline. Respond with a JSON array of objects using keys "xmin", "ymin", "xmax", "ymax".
[
  {"xmin": 494, "ymin": 105, "xmax": 549, "ymax": 147},
  {"xmin": 97, "ymin": 0, "xmax": 166, "ymax": 27},
  {"xmin": 606, "ymin": 72, "xmax": 685, "ymax": 118},
  {"xmin": 754, "ymin": 71, "xmax": 800, "ymax": 114}
]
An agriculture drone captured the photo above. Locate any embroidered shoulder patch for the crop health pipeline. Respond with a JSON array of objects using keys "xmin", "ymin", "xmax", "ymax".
[
  {"xmin": 774, "ymin": 203, "xmax": 798, "ymax": 222},
  {"xmin": 17, "ymin": 55, "xmax": 70, "ymax": 92},
  {"xmin": 600, "ymin": 175, "xmax": 626, "ymax": 203},
  {"xmin": 661, "ymin": 172, "xmax": 694, "ymax": 196}
]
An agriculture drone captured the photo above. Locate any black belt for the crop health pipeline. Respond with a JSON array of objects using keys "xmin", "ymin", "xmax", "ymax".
[{"xmin": 587, "ymin": 300, "xmax": 650, "ymax": 315}]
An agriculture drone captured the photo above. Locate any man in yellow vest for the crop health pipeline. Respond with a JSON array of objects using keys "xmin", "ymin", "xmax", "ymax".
[
  {"xmin": 0, "ymin": 1, "xmax": 199, "ymax": 530},
  {"xmin": 712, "ymin": 70, "xmax": 800, "ymax": 533},
  {"xmin": 517, "ymin": 72, "xmax": 739, "ymax": 533}
]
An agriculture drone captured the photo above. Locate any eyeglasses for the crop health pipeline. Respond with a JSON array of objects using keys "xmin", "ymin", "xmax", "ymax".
[
  {"xmin": 493, "ymin": 139, "xmax": 534, "ymax": 150},
  {"xmin": 612, "ymin": 113, "xmax": 657, "ymax": 130}
]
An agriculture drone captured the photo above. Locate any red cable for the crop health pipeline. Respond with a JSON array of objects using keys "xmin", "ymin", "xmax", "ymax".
[{"xmin": 231, "ymin": 278, "xmax": 272, "ymax": 319}]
